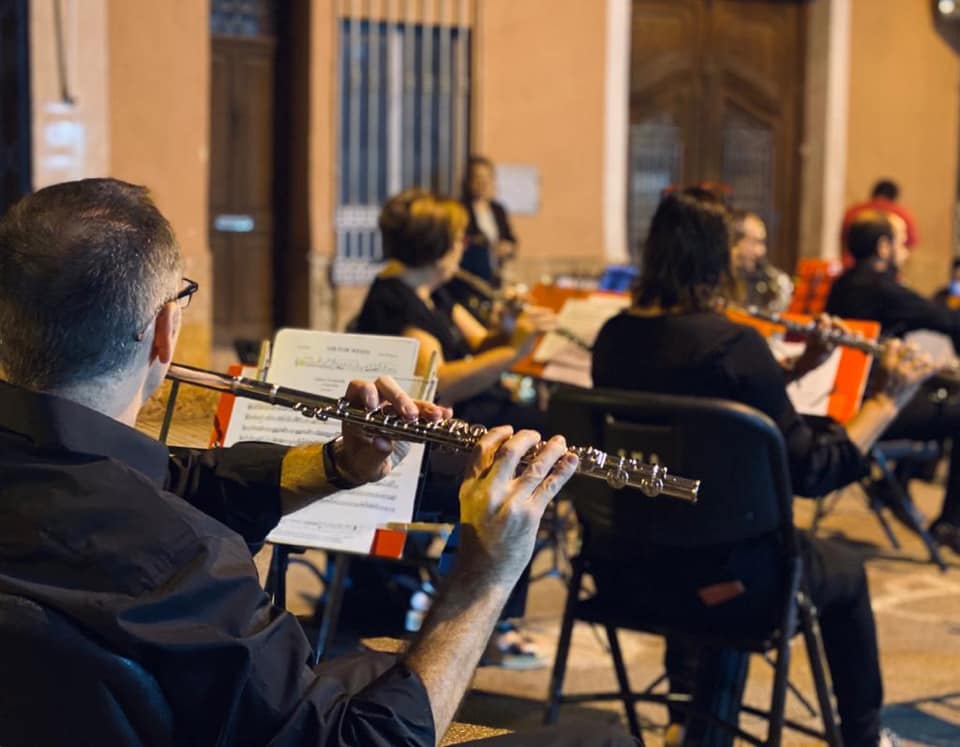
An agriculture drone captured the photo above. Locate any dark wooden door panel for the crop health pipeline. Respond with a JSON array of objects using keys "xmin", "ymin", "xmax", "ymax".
[
  {"xmin": 209, "ymin": 46, "xmax": 232, "ymax": 213},
  {"xmin": 234, "ymin": 44, "xmax": 276, "ymax": 210},
  {"xmin": 210, "ymin": 34, "xmax": 277, "ymax": 347},
  {"xmin": 629, "ymin": 0, "xmax": 806, "ymax": 270},
  {"xmin": 0, "ymin": 0, "xmax": 31, "ymax": 215}
]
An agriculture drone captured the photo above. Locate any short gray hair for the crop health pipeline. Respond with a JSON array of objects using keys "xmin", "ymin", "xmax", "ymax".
[{"xmin": 0, "ymin": 178, "xmax": 182, "ymax": 389}]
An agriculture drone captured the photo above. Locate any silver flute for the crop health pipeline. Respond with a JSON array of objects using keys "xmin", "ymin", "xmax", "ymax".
[
  {"xmin": 744, "ymin": 306, "xmax": 960, "ymax": 382},
  {"xmin": 167, "ymin": 363, "xmax": 700, "ymax": 502},
  {"xmin": 745, "ymin": 306, "xmax": 883, "ymax": 355}
]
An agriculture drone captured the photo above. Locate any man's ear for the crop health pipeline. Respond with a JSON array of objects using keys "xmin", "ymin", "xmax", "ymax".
[
  {"xmin": 876, "ymin": 236, "xmax": 892, "ymax": 262},
  {"xmin": 152, "ymin": 303, "xmax": 179, "ymax": 365}
]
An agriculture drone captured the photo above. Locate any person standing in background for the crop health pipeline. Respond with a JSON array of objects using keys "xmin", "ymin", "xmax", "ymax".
[{"xmin": 460, "ymin": 155, "xmax": 518, "ymax": 287}]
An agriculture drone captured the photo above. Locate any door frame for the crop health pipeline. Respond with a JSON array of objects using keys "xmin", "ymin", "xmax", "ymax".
[
  {"xmin": 273, "ymin": 0, "xmax": 312, "ymax": 330},
  {"xmin": 0, "ymin": 0, "xmax": 32, "ymax": 214}
]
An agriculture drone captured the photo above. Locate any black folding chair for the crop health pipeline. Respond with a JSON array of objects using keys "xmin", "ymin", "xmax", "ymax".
[
  {"xmin": 543, "ymin": 387, "xmax": 842, "ymax": 746},
  {"xmin": 0, "ymin": 592, "xmax": 175, "ymax": 746}
]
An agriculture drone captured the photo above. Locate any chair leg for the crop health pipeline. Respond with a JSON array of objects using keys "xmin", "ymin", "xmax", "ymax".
[
  {"xmin": 543, "ymin": 562, "xmax": 583, "ymax": 725},
  {"xmin": 862, "ymin": 479, "xmax": 902, "ymax": 550},
  {"xmin": 811, "ymin": 495, "xmax": 825, "ymax": 532},
  {"xmin": 869, "ymin": 448, "xmax": 949, "ymax": 569},
  {"xmin": 797, "ymin": 593, "xmax": 843, "ymax": 747},
  {"xmin": 606, "ymin": 624, "xmax": 642, "ymax": 740},
  {"xmin": 767, "ymin": 561, "xmax": 802, "ymax": 747},
  {"xmin": 765, "ymin": 635, "xmax": 792, "ymax": 746},
  {"xmin": 266, "ymin": 545, "xmax": 290, "ymax": 608}
]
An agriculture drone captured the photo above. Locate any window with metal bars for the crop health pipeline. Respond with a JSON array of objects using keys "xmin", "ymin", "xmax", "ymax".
[
  {"xmin": 210, "ymin": 0, "xmax": 275, "ymax": 36},
  {"xmin": 334, "ymin": 14, "xmax": 471, "ymax": 286}
]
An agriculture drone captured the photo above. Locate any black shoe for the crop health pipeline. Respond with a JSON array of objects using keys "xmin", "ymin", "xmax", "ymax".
[
  {"xmin": 869, "ymin": 479, "xmax": 927, "ymax": 531},
  {"xmin": 930, "ymin": 520, "xmax": 960, "ymax": 553}
]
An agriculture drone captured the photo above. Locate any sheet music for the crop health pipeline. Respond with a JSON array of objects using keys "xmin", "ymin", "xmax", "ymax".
[
  {"xmin": 533, "ymin": 295, "xmax": 630, "ymax": 363},
  {"xmin": 222, "ymin": 329, "xmax": 432, "ymax": 554},
  {"xmin": 533, "ymin": 294, "xmax": 628, "ymax": 388},
  {"xmin": 904, "ymin": 329, "xmax": 956, "ymax": 365},
  {"xmin": 769, "ymin": 338, "xmax": 843, "ymax": 417}
]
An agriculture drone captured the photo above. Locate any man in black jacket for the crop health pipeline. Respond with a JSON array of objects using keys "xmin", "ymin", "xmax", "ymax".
[
  {"xmin": 0, "ymin": 178, "xmax": 635, "ymax": 746},
  {"xmin": 827, "ymin": 211, "xmax": 960, "ymax": 552}
]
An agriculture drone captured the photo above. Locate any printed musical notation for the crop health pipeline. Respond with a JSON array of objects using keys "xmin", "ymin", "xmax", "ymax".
[{"xmin": 221, "ymin": 329, "xmax": 431, "ymax": 554}]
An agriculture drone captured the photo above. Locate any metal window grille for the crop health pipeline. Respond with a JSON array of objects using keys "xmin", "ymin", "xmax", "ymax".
[
  {"xmin": 721, "ymin": 108, "xmax": 776, "ymax": 237},
  {"xmin": 334, "ymin": 2, "xmax": 473, "ymax": 287},
  {"xmin": 211, "ymin": 0, "xmax": 275, "ymax": 37},
  {"xmin": 628, "ymin": 115, "xmax": 684, "ymax": 257}
]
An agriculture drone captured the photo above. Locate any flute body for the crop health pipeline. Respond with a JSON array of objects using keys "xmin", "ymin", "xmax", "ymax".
[
  {"xmin": 744, "ymin": 306, "xmax": 960, "ymax": 382},
  {"xmin": 167, "ymin": 363, "xmax": 699, "ymax": 502},
  {"xmin": 745, "ymin": 306, "xmax": 883, "ymax": 355}
]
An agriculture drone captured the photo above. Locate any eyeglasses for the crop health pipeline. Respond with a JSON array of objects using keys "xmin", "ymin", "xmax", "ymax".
[{"xmin": 134, "ymin": 277, "xmax": 199, "ymax": 342}]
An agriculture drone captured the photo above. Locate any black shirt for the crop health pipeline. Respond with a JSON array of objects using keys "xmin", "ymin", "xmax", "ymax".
[
  {"xmin": 461, "ymin": 200, "xmax": 516, "ymax": 285},
  {"xmin": 356, "ymin": 276, "xmax": 471, "ymax": 362},
  {"xmin": 0, "ymin": 381, "xmax": 434, "ymax": 746},
  {"xmin": 592, "ymin": 311, "xmax": 866, "ymax": 497},
  {"xmin": 826, "ymin": 262, "xmax": 960, "ymax": 351}
]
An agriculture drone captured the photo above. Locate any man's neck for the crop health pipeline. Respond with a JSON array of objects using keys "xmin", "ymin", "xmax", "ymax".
[
  {"xmin": 864, "ymin": 257, "xmax": 889, "ymax": 273},
  {"xmin": 47, "ymin": 376, "xmax": 146, "ymax": 428}
]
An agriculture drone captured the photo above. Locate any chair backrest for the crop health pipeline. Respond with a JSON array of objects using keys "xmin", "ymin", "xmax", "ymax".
[
  {"xmin": 549, "ymin": 387, "xmax": 794, "ymax": 554},
  {"xmin": 0, "ymin": 592, "xmax": 175, "ymax": 747}
]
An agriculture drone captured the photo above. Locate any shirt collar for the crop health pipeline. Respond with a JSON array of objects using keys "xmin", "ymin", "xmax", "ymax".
[{"xmin": 0, "ymin": 380, "xmax": 169, "ymax": 485}]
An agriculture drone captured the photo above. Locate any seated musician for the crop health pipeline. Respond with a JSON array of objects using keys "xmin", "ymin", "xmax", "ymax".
[
  {"xmin": 826, "ymin": 211, "xmax": 960, "ymax": 552},
  {"xmin": 729, "ymin": 209, "xmax": 793, "ymax": 314},
  {"xmin": 355, "ymin": 188, "xmax": 553, "ymax": 427},
  {"xmin": 0, "ymin": 178, "xmax": 640, "ymax": 747},
  {"xmin": 591, "ymin": 192, "xmax": 930, "ymax": 747},
  {"xmin": 355, "ymin": 188, "xmax": 554, "ymax": 668}
]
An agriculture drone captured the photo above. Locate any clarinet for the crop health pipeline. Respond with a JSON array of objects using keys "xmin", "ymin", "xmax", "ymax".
[
  {"xmin": 166, "ymin": 363, "xmax": 700, "ymax": 502},
  {"xmin": 452, "ymin": 269, "xmax": 592, "ymax": 351}
]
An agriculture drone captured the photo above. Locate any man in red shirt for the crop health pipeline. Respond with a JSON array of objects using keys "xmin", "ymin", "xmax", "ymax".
[{"xmin": 841, "ymin": 180, "xmax": 919, "ymax": 267}]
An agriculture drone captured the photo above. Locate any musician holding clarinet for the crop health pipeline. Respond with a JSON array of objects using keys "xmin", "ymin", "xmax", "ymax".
[
  {"xmin": 0, "ymin": 179, "xmax": 637, "ymax": 746},
  {"xmin": 590, "ymin": 191, "xmax": 932, "ymax": 747}
]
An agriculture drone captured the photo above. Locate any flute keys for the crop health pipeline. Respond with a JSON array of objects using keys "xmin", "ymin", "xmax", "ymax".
[{"xmin": 605, "ymin": 468, "xmax": 628, "ymax": 490}]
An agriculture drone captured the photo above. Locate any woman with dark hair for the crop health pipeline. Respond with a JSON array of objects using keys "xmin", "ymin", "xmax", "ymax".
[
  {"xmin": 590, "ymin": 192, "xmax": 929, "ymax": 747},
  {"xmin": 459, "ymin": 155, "xmax": 517, "ymax": 286}
]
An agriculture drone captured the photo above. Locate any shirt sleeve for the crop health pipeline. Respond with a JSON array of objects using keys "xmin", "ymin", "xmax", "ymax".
[
  {"xmin": 125, "ymin": 529, "xmax": 436, "ymax": 747},
  {"xmin": 725, "ymin": 329, "xmax": 867, "ymax": 497},
  {"xmin": 880, "ymin": 282, "xmax": 960, "ymax": 350},
  {"xmin": 166, "ymin": 442, "xmax": 289, "ymax": 548}
]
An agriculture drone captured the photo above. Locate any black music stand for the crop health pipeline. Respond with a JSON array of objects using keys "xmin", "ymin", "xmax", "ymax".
[{"xmin": 264, "ymin": 444, "xmax": 446, "ymax": 663}]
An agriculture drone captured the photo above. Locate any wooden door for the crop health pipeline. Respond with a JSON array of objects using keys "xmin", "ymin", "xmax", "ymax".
[
  {"xmin": 0, "ymin": 0, "xmax": 31, "ymax": 215},
  {"xmin": 210, "ymin": 34, "xmax": 277, "ymax": 348},
  {"xmin": 629, "ymin": 0, "xmax": 807, "ymax": 270}
]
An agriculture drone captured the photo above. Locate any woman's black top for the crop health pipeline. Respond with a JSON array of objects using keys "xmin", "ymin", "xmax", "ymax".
[
  {"xmin": 459, "ymin": 200, "xmax": 516, "ymax": 285},
  {"xmin": 355, "ymin": 276, "xmax": 471, "ymax": 362},
  {"xmin": 592, "ymin": 311, "xmax": 867, "ymax": 498}
]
